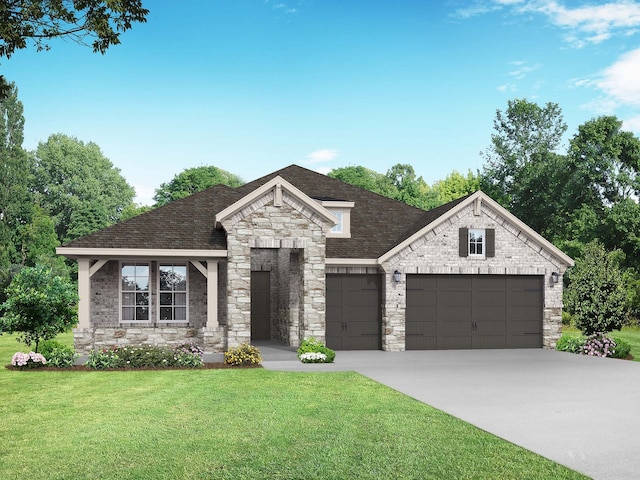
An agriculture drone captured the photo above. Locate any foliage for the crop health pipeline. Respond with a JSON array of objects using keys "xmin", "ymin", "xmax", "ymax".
[
  {"xmin": 299, "ymin": 351, "xmax": 328, "ymax": 363},
  {"xmin": 39, "ymin": 339, "xmax": 77, "ymax": 368},
  {"xmin": 223, "ymin": 343, "xmax": 262, "ymax": 366},
  {"xmin": 555, "ymin": 334, "xmax": 585, "ymax": 354},
  {"xmin": 0, "ymin": 1, "xmax": 148, "ymax": 59},
  {"xmin": 153, "ymin": 165, "xmax": 244, "ymax": 207},
  {"xmin": 0, "ymin": 265, "xmax": 78, "ymax": 352},
  {"xmin": 328, "ymin": 165, "xmax": 398, "ymax": 198},
  {"xmin": 431, "ymin": 169, "xmax": 481, "ymax": 204},
  {"xmin": 480, "ymin": 99, "xmax": 568, "ymax": 238},
  {"xmin": 85, "ymin": 344, "xmax": 204, "ymax": 369},
  {"xmin": 561, "ymin": 311, "xmax": 572, "ymax": 326},
  {"xmin": 582, "ymin": 333, "xmax": 617, "ymax": 358},
  {"xmin": 11, "ymin": 351, "xmax": 46, "ymax": 368},
  {"xmin": 611, "ymin": 336, "xmax": 632, "ymax": 359},
  {"xmin": 297, "ymin": 337, "xmax": 335, "ymax": 363},
  {"xmin": 564, "ymin": 241, "xmax": 627, "ymax": 335},
  {"xmin": 31, "ymin": 134, "xmax": 136, "ymax": 244}
]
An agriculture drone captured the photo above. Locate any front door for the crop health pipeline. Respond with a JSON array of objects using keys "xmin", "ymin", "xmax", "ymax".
[{"xmin": 251, "ymin": 271, "xmax": 271, "ymax": 341}]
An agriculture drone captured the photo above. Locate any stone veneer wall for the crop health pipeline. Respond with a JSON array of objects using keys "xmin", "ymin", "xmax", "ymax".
[
  {"xmin": 222, "ymin": 190, "xmax": 328, "ymax": 349},
  {"xmin": 381, "ymin": 202, "xmax": 566, "ymax": 351},
  {"xmin": 76, "ymin": 260, "xmax": 226, "ymax": 354}
]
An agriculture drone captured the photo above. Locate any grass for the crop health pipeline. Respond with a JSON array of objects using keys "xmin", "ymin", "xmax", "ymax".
[
  {"xmin": 561, "ymin": 325, "xmax": 640, "ymax": 360},
  {"xmin": 0, "ymin": 334, "xmax": 586, "ymax": 480}
]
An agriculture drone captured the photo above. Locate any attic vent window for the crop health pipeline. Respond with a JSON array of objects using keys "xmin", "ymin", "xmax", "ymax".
[
  {"xmin": 320, "ymin": 199, "xmax": 354, "ymax": 239},
  {"xmin": 330, "ymin": 210, "xmax": 344, "ymax": 233}
]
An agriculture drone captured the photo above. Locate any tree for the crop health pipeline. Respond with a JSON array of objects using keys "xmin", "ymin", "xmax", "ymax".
[
  {"xmin": 328, "ymin": 165, "xmax": 397, "ymax": 198},
  {"xmin": 564, "ymin": 241, "xmax": 627, "ymax": 335},
  {"xmin": 385, "ymin": 164, "xmax": 438, "ymax": 210},
  {"xmin": 0, "ymin": 0, "xmax": 149, "ymax": 97},
  {"xmin": 31, "ymin": 134, "xmax": 136, "ymax": 244},
  {"xmin": 0, "ymin": 265, "xmax": 78, "ymax": 352},
  {"xmin": 431, "ymin": 170, "xmax": 480, "ymax": 204},
  {"xmin": 153, "ymin": 165, "xmax": 244, "ymax": 207},
  {"xmin": 481, "ymin": 99, "xmax": 568, "ymax": 236},
  {"xmin": 0, "ymin": 81, "xmax": 32, "ymax": 299}
]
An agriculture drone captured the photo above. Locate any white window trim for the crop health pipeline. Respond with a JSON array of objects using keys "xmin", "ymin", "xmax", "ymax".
[
  {"xmin": 469, "ymin": 228, "xmax": 486, "ymax": 258},
  {"xmin": 157, "ymin": 263, "xmax": 189, "ymax": 324},
  {"xmin": 119, "ymin": 261, "xmax": 152, "ymax": 324},
  {"xmin": 324, "ymin": 202, "xmax": 354, "ymax": 238}
]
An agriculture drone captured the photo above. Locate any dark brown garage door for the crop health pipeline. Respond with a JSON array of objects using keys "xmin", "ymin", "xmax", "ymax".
[
  {"xmin": 406, "ymin": 275, "xmax": 543, "ymax": 350},
  {"xmin": 326, "ymin": 274, "xmax": 381, "ymax": 350}
]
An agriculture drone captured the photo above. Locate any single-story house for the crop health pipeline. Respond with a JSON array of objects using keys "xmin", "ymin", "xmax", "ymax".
[{"xmin": 57, "ymin": 164, "xmax": 574, "ymax": 354}]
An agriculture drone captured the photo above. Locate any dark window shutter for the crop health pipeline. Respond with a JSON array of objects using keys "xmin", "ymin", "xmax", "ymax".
[
  {"xmin": 486, "ymin": 228, "xmax": 495, "ymax": 257},
  {"xmin": 459, "ymin": 227, "xmax": 468, "ymax": 257}
]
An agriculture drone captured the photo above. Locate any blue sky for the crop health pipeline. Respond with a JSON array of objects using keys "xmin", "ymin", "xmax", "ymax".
[{"xmin": 4, "ymin": 0, "xmax": 640, "ymax": 205}]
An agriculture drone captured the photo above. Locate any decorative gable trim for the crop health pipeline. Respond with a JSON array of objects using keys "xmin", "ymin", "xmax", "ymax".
[
  {"xmin": 379, "ymin": 191, "xmax": 574, "ymax": 267},
  {"xmin": 215, "ymin": 175, "xmax": 338, "ymax": 230}
]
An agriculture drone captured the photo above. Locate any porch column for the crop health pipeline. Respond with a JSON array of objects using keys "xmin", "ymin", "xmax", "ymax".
[
  {"xmin": 77, "ymin": 258, "xmax": 90, "ymax": 329},
  {"xmin": 206, "ymin": 260, "xmax": 218, "ymax": 328}
]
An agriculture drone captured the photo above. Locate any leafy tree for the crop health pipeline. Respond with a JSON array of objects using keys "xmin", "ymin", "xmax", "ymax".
[
  {"xmin": 328, "ymin": 165, "xmax": 397, "ymax": 198},
  {"xmin": 31, "ymin": 134, "xmax": 136, "ymax": 243},
  {"xmin": 0, "ymin": 81, "xmax": 32, "ymax": 299},
  {"xmin": 432, "ymin": 170, "xmax": 480, "ymax": 204},
  {"xmin": 0, "ymin": 265, "xmax": 78, "ymax": 352},
  {"xmin": 481, "ymin": 99, "xmax": 568, "ymax": 236},
  {"xmin": 0, "ymin": 0, "xmax": 149, "ymax": 97},
  {"xmin": 153, "ymin": 165, "xmax": 244, "ymax": 207},
  {"xmin": 385, "ymin": 164, "xmax": 438, "ymax": 209},
  {"xmin": 564, "ymin": 241, "xmax": 627, "ymax": 335}
]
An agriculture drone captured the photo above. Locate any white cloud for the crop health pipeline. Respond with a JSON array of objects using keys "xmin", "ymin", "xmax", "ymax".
[
  {"xmin": 134, "ymin": 184, "xmax": 156, "ymax": 206},
  {"xmin": 305, "ymin": 148, "xmax": 339, "ymax": 163},
  {"xmin": 623, "ymin": 115, "xmax": 640, "ymax": 133},
  {"xmin": 508, "ymin": 61, "xmax": 541, "ymax": 79},
  {"xmin": 596, "ymin": 48, "xmax": 640, "ymax": 105}
]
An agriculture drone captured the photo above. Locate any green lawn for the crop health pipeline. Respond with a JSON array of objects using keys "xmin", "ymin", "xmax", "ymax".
[
  {"xmin": 0, "ymin": 334, "xmax": 586, "ymax": 480},
  {"xmin": 562, "ymin": 325, "xmax": 640, "ymax": 360}
]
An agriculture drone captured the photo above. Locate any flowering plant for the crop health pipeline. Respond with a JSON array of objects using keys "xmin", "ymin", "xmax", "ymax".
[
  {"xmin": 11, "ymin": 351, "xmax": 47, "ymax": 369},
  {"xmin": 583, "ymin": 333, "xmax": 616, "ymax": 357},
  {"xmin": 299, "ymin": 352, "xmax": 327, "ymax": 363}
]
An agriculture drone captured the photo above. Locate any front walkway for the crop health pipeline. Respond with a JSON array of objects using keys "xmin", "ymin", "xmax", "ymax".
[{"xmin": 261, "ymin": 347, "xmax": 640, "ymax": 480}]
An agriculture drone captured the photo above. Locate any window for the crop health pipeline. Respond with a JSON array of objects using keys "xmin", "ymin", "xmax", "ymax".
[
  {"xmin": 459, "ymin": 228, "xmax": 495, "ymax": 258},
  {"xmin": 469, "ymin": 229, "xmax": 484, "ymax": 256},
  {"xmin": 121, "ymin": 263, "xmax": 150, "ymax": 321},
  {"xmin": 330, "ymin": 209, "xmax": 344, "ymax": 233},
  {"xmin": 158, "ymin": 264, "xmax": 187, "ymax": 322}
]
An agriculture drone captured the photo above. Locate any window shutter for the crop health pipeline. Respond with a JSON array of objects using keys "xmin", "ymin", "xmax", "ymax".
[
  {"xmin": 486, "ymin": 228, "xmax": 495, "ymax": 258},
  {"xmin": 459, "ymin": 227, "xmax": 468, "ymax": 257}
]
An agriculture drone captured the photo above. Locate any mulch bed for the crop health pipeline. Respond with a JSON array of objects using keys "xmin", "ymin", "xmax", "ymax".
[{"xmin": 5, "ymin": 363, "xmax": 263, "ymax": 371}]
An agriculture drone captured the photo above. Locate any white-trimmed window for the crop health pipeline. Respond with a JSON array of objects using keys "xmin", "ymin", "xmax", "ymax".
[
  {"xmin": 330, "ymin": 210, "xmax": 344, "ymax": 233},
  {"xmin": 469, "ymin": 229, "xmax": 485, "ymax": 257},
  {"xmin": 121, "ymin": 263, "xmax": 150, "ymax": 322},
  {"xmin": 158, "ymin": 264, "xmax": 188, "ymax": 322}
]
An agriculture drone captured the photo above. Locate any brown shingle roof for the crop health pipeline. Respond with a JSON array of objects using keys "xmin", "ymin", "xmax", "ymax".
[{"xmin": 63, "ymin": 164, "xmax": 469, "ymax": 259}]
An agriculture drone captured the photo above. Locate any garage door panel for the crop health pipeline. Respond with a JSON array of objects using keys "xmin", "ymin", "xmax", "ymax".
[
  {"xmin": 406, "ymin": 274, "xmax": 543, "ymax": 350},
  {"xmin": 406, "ymin": 320, "xmax": 437, "ymax": 336},
  {"xmin": 326, "ymin": 274, "xmax": 381, "ymax": 350},
  {"xmin": 475, "ymin": 307, "xmax": 506, "ymax": 321},
  {"xmin": 439, "ymin": 335, "xmax": 472, "ymax": 349}
]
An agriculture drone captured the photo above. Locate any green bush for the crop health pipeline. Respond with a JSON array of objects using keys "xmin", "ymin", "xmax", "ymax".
[
  {"xmin": 39, "ymin": 340, "xmax": 68, "ymax": 358},
  {"xmin": 611, "ymin": 336, "xmax": 632, "ymax": 359},
  {"xmin": 224, "ymin": 343, "xmax": 262, "ymax": 366},
  {"xmin": 297, "ymin": 337, "xmax": 335, "ymax": 363},
  {"xmin": 85, "ymin": 343, "xmax": 205, "ymax": 369},
  {"xmin": 555, "ymin": 334, "xmax": 585, "ymax": 354},
  {"xmin": 561, "ymin": 311, "xmax": 572, "ymax": 326},
  {"xmin": 44, "ymin": 345, "xmax": 77, "ymax": 368}
]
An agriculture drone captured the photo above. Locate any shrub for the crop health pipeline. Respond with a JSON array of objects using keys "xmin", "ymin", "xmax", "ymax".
[
  {"xmin": 611, "ymin": 336, "xmax": 632, "ymax": 359},
  {"xmin": 583, "ymin": 333, "xmax": 616, "ymax": 357},
  {"xmin": 11, "ymin": 351, "xmax": 47, "ymax": 369},
  {"xmin": 561, "ymin": 311, "xmax": 572, "ymax": 326},
  {"xmin": 39, "ymin": 340, "xmax": 68, "ymax": 358},
  {"xmin": 85, "ymin": 343, "xmax": 207, "ymax": 369},
  {"xmin": 44, "ymin": 345, "xmax": 78, "ymax": 368},
  {"xmin": 297, "ymin": 337, "xmax": 335, "ymax": 363},
  {"xmin": 224, "ymin": 343, "xmax": 262, "ymax": 366},
  {"xmin": 299, "ymin": 352, "xmax": 328, "ymax": 363},
  {"xmin": 555, "ymin": 334, "xmax": 585, "ymax": 354}
]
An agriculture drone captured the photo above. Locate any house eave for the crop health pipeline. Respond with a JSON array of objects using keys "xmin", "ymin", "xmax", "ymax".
[
  {"xmin": 56, "ymin": 247, "xmax": 228, "ymax": 260},
  {"xmin": 326, "ymin": 258, "xmax": 379, "ymax": 267}
]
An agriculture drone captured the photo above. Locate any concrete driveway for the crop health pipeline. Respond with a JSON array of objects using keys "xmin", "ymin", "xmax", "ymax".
[{"xmin": 262, "ymin": 347, "xmax": 640, "ymax": 480}]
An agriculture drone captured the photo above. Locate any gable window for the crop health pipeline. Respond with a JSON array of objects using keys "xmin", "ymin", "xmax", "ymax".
[
  {"xmin": 330, "ymin": 210, "xmax": 344, "ymax": 233},
  {"xmin": 159, "ymin": 264, "xmax": 188, "ymax": 322},
  {"xmin": 121, "ymin": 263, "xmax": 150, "ymax": 322},
  {"xmin": 459, "ymin": 228, "xmax": 495, "ymax": 258},
  {"xmin": 469, "ymin": 229, "xmax": 484, "ymax": 256}
]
